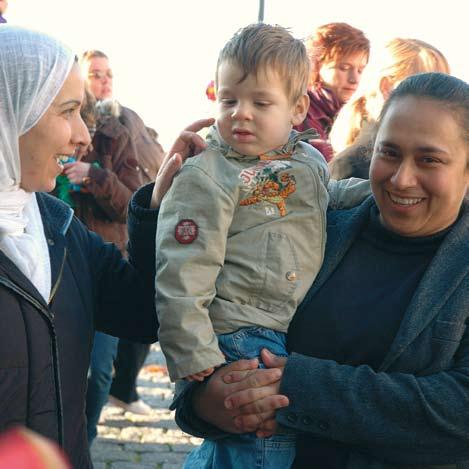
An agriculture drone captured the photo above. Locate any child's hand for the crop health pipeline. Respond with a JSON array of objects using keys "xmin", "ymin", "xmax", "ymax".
[{"xmin": 185, "ymin": 367, "xmax": 215, "ymax": 382}]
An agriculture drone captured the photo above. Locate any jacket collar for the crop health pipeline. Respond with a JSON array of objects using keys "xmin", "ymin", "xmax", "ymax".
[
  {"xmin": 301, "ymin": 196, "xmax": 374, "ymax": 308},
  {"xmin": 0, "ymin": 193, "xmax": 73, "ymax": 307},
  {"xmin": 36, "ymin": 192, "xmax": 74, "ymax": 237},
  {"xmin": 36, "ymin": 193, "xmax": 74, "ymax": 304},
  {"xmin": 300, "ymin": 197, "xmax": 469, "ymax": 370},
  {"xmin": 380, "ymin": 201, "xmax": 469, "ymax": 370},
  {"xmin": 206, "ymin": 126, "xmax": 319, "ymax": 161}
]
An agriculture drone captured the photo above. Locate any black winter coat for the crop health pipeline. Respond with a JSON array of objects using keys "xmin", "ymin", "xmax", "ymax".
[{"xmin": 0, "ymin": 190, "xmax": 158, "ymax": 468}]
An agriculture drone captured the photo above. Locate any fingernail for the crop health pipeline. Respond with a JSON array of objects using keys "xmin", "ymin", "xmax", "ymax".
[{"xmin": 225, "ymin": 399, "xmax": 232, "ymax": 409}]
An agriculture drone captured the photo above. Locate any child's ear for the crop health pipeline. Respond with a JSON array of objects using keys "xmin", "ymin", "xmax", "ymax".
[
  {"xmin": 379, "ymin": 76, "xmax": 394, "ymax": 100},
  {"xmin": 291, "ymin": 94, "xmax": 309, "ymax": 126}
]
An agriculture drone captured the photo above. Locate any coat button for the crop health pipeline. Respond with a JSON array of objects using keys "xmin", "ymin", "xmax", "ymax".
[
  {"xmin": 286, "ymin": 271, "xmax": 297, "ymax": 281},
  {"xmin": 301, "ymin": 416, "xmax": 312, "ymax": 425},
  {"xmin": 318, "ymin": 420, "xmax": 329, "ymax": 431},
  {"xmin": 47, "ymin": 238, "xmax": 55, "ymax": 246},
  {"xmin": 287, "ymin": 413, "xmax": 298, "ymax": 423}
]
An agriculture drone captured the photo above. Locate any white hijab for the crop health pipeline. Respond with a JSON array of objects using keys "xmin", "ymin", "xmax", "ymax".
[{"xmin": 0, "ymin": 26, "xmax": 74, "ymax": 302}]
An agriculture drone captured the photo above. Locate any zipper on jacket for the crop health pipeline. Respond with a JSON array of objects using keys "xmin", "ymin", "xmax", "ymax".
[
  {"xmin": 48, "ymin": 247, "xmax": 67, "ymax": 306},
  {"xmin": 0, "ymin": 275, "xmax": 65, "ymax": 448}
]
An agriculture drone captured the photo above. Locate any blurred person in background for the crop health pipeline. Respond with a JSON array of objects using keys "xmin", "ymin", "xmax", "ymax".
[
  {"xmin": 81, "ymin": 50, "xmax": 165, "ymax": 182},
  {"xmin": 294, "ymin": 22, "xmax": 370, "ymax": 161},
  {"xmin": 329, "ymin": 38, "xmax": 450, "ymax": 179},
  {"xmin": 81, "ymin": 50, "xmax": 162, "ymax": 425},
  {"xmin": 0, "ymin": 0, "xmax": 8, "ymax": 23},
  {"xmin": 52, "ymin": 84, "xmax": 147, "ymax": 444}
]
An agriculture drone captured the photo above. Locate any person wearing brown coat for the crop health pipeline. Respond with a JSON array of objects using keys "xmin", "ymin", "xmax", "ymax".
[
  {"xmin": 66, "ymin": 99, "xmax": 143, "ymax": 255},
  {"xmin": 80, "ymin": 49, "xmax": 164, "ymax": 440}
]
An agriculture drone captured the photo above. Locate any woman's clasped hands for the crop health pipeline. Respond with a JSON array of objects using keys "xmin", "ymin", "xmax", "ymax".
[{"xmin": 193, "ymin": 349, "xmax": 289, "ymax": 438}]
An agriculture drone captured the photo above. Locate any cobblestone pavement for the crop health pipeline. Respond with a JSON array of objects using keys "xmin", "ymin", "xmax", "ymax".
[{"xmin": 91, "ymin": 344, "xmax": 202, "ymax": 469}]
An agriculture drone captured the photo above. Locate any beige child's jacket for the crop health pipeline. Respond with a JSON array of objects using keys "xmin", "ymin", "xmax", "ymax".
[{"xmin": 155, "ymin": 128, "xmax": 370, "ymax": 380}]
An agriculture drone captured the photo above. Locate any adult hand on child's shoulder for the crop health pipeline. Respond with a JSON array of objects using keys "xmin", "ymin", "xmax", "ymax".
[{"xmin": 150, "ymin": 118, "xmax": 215, "ymax": 208}]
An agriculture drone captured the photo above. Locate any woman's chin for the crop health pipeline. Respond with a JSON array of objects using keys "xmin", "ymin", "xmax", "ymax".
[{"xmin": 21, "ymin": 179, "xmax": 57, "ymax": 193}]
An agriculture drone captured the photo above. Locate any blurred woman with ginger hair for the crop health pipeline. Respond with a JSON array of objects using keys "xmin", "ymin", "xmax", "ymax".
[
  {"xmin": 329, "ymin": 38, "xmax": 450, "ymax": 179},
  {"xmin": 294, "ymin": 22, "xmax": 370, "ymax": 161}
]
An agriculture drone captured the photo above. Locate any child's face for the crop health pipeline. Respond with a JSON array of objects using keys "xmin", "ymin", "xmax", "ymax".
[{"xmin": 216, "ymin": 61, "xmax": 307, "ymax": 156}]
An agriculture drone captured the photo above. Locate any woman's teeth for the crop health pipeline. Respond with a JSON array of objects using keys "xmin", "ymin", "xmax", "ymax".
[
  {"xmin": 389, "ymin": 193, "xmax": 423, "ymax": 205},
  {"xmin": 55, "ymin": 155, "xmax": 70, "ymax": 164}
]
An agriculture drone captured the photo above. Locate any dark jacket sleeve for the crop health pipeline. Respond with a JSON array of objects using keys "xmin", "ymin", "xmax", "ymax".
[
  {"xmin": 277, "ymin": 336, "xmax": 469, "ymax": 466},
  {"xmin": 91, "ymin": 183, "xmax": 158, "ymax": 342},
  {"xmin": 85, "ymin": 130, "xmax": 143, "ymax": 223}
]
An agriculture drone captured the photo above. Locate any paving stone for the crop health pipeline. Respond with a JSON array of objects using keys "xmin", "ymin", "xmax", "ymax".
[
  {"xmin": 91, "ymin": 447, "xmax": 135, "ymax": 463},
  {"xmin": 92, "ymin": 464, "xmax": 107, "ymax": 469},
  {"xmin": 124, "ymin": 443, "xmax": 171, "ymax": 453},
  {"xmin": 92, "ymin": 344, "xmax": 200, "ymax": 467},
  {"xmin": 110, "ymin": 463, "xmax": 155, "ymax": 469},
  {"xmin": 140, "ymin": 451, "xmax": 185, "ymax": 464},
  {"xmin": 170, "ymin": 443, "xmax": 198, "ymax": 453}
]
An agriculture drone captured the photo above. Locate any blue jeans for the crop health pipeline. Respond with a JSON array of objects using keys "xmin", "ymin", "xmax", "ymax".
[
  {"xmin": 184, "ymin": 327, "xmax": 296, "ymax": 469},
  {"xmin": 85, "ymin": 332, "xmax": 119, "ymax": 444}
]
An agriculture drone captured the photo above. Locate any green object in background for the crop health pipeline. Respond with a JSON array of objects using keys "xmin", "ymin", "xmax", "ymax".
[
  {"xmin": 55, "ymin": 173, "xmax": 76, "ymax": 207},
  {"xmin": 54, "ymin": 158, "xmax": 101, "ymax": 208}
]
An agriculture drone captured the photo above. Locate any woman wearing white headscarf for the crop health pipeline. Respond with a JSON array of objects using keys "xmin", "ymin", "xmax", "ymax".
[{"xmin": 0, "ymin": 26, "xmax": 158, "ymax": 468}]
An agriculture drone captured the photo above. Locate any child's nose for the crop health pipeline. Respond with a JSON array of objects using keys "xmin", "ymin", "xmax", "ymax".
[{"xmin": 232, "ymin": 103, "xmax": 252, "ymax": 120}]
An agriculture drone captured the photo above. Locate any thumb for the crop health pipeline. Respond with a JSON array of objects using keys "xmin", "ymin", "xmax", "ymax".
[
  {"xmin": 261, "ymin": 349, "xmax": 285, "ymax": 368},
  {"xmin": 171, "ymin": 153, "xmax": 183, "ymax": 170}
]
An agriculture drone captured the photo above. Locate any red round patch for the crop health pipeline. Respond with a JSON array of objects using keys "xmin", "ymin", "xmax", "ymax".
[{"xmin": 175, "ymin": 219, "xmax": 198, "ymax": 244}]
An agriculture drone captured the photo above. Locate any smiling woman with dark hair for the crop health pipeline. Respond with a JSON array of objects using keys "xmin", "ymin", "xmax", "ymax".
[{"xmin": 147, "ymin": 72, "xmax": 469, "ymax": 469}]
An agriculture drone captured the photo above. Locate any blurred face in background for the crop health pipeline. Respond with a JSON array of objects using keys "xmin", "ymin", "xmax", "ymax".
[
  {"xmin": 0, "ymin": 0, "xmax": 8, "ymax": 14},
  {"xmin": 319, "ymin": 51, "xmax": 368, "ymax": 104},
  {"xmin": 84, "ymin": 57, "xmax": 113, "ymax": 100}
]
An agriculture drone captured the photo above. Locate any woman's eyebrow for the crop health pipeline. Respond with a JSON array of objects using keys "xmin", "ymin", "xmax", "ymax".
[
  {"xmin": 376, "ymin": 140, "xmax": 399, "ymax": 149},
  {"xmin": 57, "ymin": 99, "xmax": 81, "ymax": 108},
  {"xmin": 415, "ymin": 145, "xmax": 449, "ymax": 155},
  {"xmin": 378, "ymin": 140, "xmax": 448, "ymax": 155}
]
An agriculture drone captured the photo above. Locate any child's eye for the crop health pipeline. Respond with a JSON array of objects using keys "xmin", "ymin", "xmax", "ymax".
[
  {"xmin": 255, "ymin": 101, "xmax": 270, "ymax": 107},
  {"xmin": 220, "ymin": 99, "xmax": 236, "ymax": 106}
]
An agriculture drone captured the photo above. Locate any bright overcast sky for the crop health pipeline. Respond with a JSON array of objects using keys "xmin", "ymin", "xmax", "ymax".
[{"xmin": 8, "ymin": 0, "xmax": 468, "ymax": 148}]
